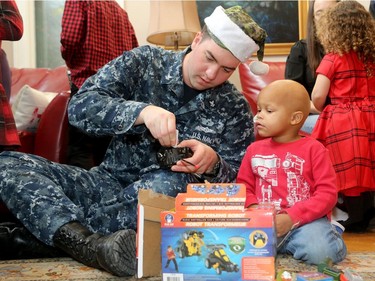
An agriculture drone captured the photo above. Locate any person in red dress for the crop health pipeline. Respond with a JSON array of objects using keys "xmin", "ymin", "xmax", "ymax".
[
  {"xmin": 311, "ymin": 0, "xmax": 375, "ymax": 232},
  {"xmin": 0, "ymin": 0, "xmax": 23, "ymax": 152}
]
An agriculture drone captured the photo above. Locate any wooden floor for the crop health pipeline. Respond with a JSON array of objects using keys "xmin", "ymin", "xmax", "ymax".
[{"xmin": 343, "ymin": 230, "xmax": 375, "ymax": 252}]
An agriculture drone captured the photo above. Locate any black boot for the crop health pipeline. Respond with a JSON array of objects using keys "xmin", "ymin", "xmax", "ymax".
[
  {"xmin": 0, "ymin": 222, "xmax": 66, "ymax": 260},
  {"xmin": 53, "ymin": 221, "xmax": 137, "ymax": 277}
]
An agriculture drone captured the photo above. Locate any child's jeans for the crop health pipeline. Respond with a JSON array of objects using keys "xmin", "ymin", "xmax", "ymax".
[{"xmin": 277, "ymin": 217, "xmax": 347, "ymax": 264}]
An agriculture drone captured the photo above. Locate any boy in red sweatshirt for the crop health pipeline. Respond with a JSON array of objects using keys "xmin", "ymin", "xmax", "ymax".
[{"xmin": 237, "ymin": 80, "xmax": 347, "ymax": 265}]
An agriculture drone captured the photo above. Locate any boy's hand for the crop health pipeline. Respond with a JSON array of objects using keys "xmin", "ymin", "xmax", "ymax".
[{"xmin": 275, "ymin": 213, "xmax": 294, "ymax": 237}]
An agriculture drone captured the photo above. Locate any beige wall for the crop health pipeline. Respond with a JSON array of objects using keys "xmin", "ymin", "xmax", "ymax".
[{"xmin": 4, "ymin": 0, "xmax": 372, "ymax": 91}]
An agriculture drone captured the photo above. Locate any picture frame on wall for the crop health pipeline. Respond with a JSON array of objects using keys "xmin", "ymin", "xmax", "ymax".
[{"xmin": 196, "ymin": 0, "xmax": 308, "ymax": 56}]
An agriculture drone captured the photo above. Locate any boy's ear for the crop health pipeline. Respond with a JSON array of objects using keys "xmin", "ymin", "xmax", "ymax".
[{"xmin": 290, "ymin": 111, "xmax": 304, "ymax": 125}]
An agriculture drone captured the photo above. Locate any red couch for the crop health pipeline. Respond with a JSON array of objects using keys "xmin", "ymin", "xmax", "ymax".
[
  {"xmin": 0, "ymin": 65, "xmax": 70, "ymax": 219},
  {"xmin": 239, "ymin": 60, "xmax": 286, "ymax": 139},
  {"xmin": 10, "ymin": 65, "xmax": 71, "ymax": 163},
  {"xmin": 239, "ymin": 60, "xmax": 286, "ymax": 116},
  {"xmin": 238, "ymin": 60, "xmax": 310, "ymax": 139}
]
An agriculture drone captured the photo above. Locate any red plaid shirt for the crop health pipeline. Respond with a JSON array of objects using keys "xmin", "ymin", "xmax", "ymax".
[
  {"xmin": 0, "ymin": 0, "xmax": 22, "ymax": 149},
  {"xmin": 0, "ymin": 84, "xmax": 20, "ymax": 149},
  {"xmin": 61, "ymin": 0, "xmax": 139, "ymax": 89},
  {"xmin": 0, "ymin": 0, "xmax": 23, "ymax": 41}
]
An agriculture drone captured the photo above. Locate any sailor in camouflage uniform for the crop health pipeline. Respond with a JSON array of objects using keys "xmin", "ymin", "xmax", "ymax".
[{"xmin": 0, "ymin": 5, "xmax": 267, "ymax": 277}]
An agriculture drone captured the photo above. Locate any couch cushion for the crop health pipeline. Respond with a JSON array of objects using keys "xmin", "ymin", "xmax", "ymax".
[
  {"xmin": 239, "ymin": 61, "xmax": 286, "ymax": 115},
  {"xmin": 11, "ymin": 85, "xmax": 58, "ymax": 132},
  {"xmin": 10, "ymin": 65, "xmax": 70, "ymax": 105}
]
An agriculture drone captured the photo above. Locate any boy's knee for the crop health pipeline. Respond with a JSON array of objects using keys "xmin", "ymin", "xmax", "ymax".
[{"xmin": 293, "ymin": 240, "xmax": 346, "ymax": 265}]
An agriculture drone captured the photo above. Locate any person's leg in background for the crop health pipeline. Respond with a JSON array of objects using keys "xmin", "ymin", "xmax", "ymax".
[
  {"xmin": 338, "ymin": 192, "xmax": 375, "ymax": 232},
  {"xmin": 0, "ymin": 49, "xmax": 12, "ymax": 100},
  {"xmin": 67, "ymin": 82, "xmax": 111, "ymax": 169}
]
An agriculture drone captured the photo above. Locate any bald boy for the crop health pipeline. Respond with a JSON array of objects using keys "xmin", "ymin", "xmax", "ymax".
[
  {"xmin": 237, "ymin": 79, "xmax": 347, "ymax": 265},
  {"xmin": 254, "ymin": 80, "xmax": 311, "ymax": 142}
]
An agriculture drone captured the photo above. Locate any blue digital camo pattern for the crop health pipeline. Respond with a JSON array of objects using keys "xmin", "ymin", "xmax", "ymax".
[{"xmin": 0, "ymin": 45, "xmax": 254, "ymax": 245}]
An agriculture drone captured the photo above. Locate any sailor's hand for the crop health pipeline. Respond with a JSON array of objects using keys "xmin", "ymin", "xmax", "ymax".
[
  {"xmin": 137, "ymin": 105, "xmax": 177, "ymax": 147},
  {"xmin": 172, "ymin": 139, "xmax": 219, "ymax": 175}
]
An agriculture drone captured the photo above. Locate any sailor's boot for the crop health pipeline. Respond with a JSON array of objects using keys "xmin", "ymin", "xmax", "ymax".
[{"xmin": 53, "ymin": 221, "xmax": 137, "ymax": 276}]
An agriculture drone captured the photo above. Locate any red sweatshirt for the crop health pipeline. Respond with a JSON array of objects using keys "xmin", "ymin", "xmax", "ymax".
[{"xmin": 237, "ymin": 136, "xmax": 337, "ymax": 226}]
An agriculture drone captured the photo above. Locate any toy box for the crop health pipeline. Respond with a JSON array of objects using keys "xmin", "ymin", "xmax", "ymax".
[
  {"xmin": 160, "ymin": 183, "xmax": 276, "ymax": 281},
  {"xmin": 137, "ymin": 189, "xmax": 175, "ymax": 278}
]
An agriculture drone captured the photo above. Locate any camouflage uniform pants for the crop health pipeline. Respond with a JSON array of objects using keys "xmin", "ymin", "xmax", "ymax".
[{"xmin": 0, "ymin": 151, "xmax": 192, "ymax": 245}]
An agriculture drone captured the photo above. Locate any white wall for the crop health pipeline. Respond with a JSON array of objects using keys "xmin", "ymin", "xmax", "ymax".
[{"xmin": 3, "ymin": 0, "xmax": 372, "ymax": 90}]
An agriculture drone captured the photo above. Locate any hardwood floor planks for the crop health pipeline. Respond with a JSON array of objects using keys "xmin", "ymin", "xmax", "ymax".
[{"xmin": 343, "ymin": 231, "xmax": 375, "ymax": 252}]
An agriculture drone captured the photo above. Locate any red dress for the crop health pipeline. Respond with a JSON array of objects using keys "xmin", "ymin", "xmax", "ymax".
[{"xmin": 312, "ymin": 51, "xmax": 375, "ymax": 196}]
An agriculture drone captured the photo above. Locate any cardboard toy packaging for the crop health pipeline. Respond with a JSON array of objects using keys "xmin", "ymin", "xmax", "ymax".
[
  {"xmin": 160, "ymin": 183, "xmax": 276, "ymax": 281},
  {"xmin": 137, "ymin": 189, "xmax": 175, "ymax": 278}
]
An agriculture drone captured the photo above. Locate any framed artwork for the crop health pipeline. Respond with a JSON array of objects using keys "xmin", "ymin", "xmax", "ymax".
[{"xmin": 196, "ymin": 0, "xmax": 308, "ymax": 56}]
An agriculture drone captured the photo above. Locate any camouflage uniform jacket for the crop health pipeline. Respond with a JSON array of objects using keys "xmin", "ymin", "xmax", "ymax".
[{"xmin": 68, "ymin": 45, "xmax": 254, "ymax": 184}]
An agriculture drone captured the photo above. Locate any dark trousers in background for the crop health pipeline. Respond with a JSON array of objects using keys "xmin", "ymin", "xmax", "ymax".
[
  {"xmin": 67, "ymin": 83, "xmax": 111, "ymax": 170},
  {"xmin": 338, "ymin": 191, "xmax": 375, "ymax": 232}
]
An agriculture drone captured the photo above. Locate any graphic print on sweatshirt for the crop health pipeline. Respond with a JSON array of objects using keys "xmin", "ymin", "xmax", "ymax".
[{"xmin": 251, "ymin": 152, "xmax": 310, "ymax": 209}]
